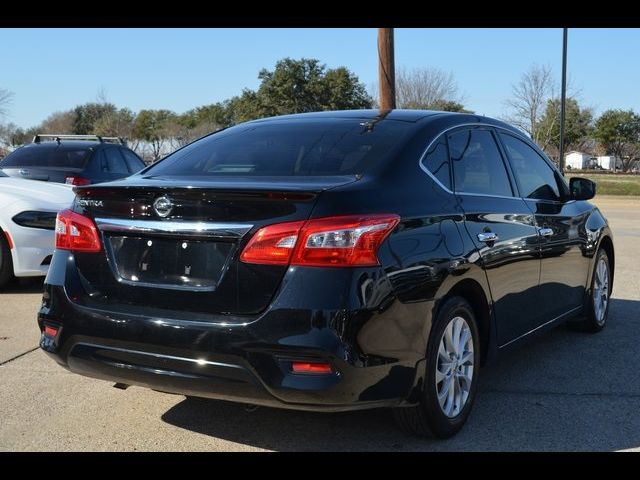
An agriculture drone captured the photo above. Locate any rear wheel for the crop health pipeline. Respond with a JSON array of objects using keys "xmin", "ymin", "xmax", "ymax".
[
  {"xmin": 0, "ymin": 228, "xmax": 14, "ymax": 289},
  {"xmin": 393, "ymin": 296, "xmax": 480, "ymax": 438},
  {"xmin": 568, "ymin": 249, "xmax": 611, "ymax": 333}
]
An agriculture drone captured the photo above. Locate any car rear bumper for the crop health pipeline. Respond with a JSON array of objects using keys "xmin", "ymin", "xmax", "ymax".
[
  {"xmin": 38, "ymin": 251, "xmax": 429, "ymax": 411},
  {"xmin": 7, "ymin": 226, "xmax": 54, "ymax": 277}
]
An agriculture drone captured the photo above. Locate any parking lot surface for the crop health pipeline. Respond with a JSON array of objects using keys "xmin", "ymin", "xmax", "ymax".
[{"xmin": 1, "ymin": 196, "xmax": 639, "ymax": 451}]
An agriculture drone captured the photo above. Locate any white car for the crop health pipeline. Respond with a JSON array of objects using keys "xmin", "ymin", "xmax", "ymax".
[{"xmin": 0, "ymin": 171, "xmax": 75, "ymax": 288}]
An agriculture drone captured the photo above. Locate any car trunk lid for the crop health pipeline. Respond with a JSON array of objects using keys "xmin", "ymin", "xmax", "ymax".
[{"xmin": 71, "ymin": 175, "xmax": 358, "ymax": 317}]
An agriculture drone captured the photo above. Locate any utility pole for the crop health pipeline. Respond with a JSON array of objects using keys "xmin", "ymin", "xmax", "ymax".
[
  {"xmin": 378, "ymin": 28, "xmax": 396, "ymax": 110},
  {"xmin": 559, "ymin": 28, "xmax": 568, "ymax": 174}
]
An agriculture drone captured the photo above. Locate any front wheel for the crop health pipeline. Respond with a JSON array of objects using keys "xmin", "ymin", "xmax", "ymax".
[{"xmin": 393, "ymin": 296, "xmax": 480, "ymax": 438}]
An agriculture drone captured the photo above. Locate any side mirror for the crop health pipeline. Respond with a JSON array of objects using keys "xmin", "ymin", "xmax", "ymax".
[{"xmin": 569, "ymin": 177, "xmax": 596, "ymax": 200}]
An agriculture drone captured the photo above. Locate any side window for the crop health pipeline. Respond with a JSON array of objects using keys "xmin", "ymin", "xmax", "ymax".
[
  {"xmin": 500, "ymin": 134, "xmax": 561, "ymax": 201},
  {"xmin": 103, "ymin": 148, "xmax": 129, "ymax": 175},
  {"xmin": 121, "ymin": 149, "xmax": 145, "ymax": 173},
  {"xmin": 448, "ymin": 129, "xmax": 513, "ymax": 197},
  {"xmin": 421, "ymin": 134, "xmax": 451, "ymax": 190}
]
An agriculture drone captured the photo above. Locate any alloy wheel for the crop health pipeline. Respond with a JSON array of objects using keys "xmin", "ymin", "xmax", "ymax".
[
  {"xmin": 435, "ymin": 316, "xmax": 474, "ymax": 418},
  {"xmin": 593, "ymin": 256, "xmax": 609, "ymax": 325}
]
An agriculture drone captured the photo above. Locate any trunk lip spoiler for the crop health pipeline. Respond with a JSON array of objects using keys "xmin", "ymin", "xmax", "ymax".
[{"xmin": 94, "ymin": 218, "xmax": 253, "ymax": 239}]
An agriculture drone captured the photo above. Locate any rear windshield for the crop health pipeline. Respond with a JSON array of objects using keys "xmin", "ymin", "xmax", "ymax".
[
  {"xmin": 144, "ymin": 119, "xmax": 412, "ymax": 177},
  {"xmin": 0, "ymin": 145, "xmax": 91, "ymax": 169}
]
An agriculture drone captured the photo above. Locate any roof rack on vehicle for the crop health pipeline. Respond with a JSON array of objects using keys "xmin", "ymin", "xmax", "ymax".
[{"xmin": 32, "ymin": 134, "xmax": 125, "ymax": 145}]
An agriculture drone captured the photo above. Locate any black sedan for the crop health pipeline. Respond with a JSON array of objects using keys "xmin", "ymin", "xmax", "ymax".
[{"xmin": 38, "ymin": 110, "xmax": 614, "ymax": 438}]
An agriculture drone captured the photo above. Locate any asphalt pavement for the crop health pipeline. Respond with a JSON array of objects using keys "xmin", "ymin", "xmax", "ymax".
[{"xmin": 1, "ymin": 196, "xmax": 639, "ymax": 451}]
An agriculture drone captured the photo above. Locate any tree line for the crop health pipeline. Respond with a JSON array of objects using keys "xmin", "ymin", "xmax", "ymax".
[{"xmin": 1, "ymin": 58, "xmax": 640, "ymax": 171}]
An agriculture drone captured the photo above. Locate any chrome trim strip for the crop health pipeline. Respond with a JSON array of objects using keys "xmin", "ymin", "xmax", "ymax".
[
  {"xmin": 74, "ymin": 342, "xmax": 245, "ymax": 370},
  {"xmin": 498, "ymin": 305, "xmax": 582, "ymax": 349},
  {"xmin": 94, "ymin": 218, "xmax": 253, "ymax": 238}
]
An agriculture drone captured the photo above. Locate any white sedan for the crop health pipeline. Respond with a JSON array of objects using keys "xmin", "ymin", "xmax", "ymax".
[{"xmin": 0, "ymin": 171, "xmax": 75, "ymax": 288}]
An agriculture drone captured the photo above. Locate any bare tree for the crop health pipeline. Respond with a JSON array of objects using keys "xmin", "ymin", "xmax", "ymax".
[
  {"xmin": 396, "ymin": 67, "xmax": 462, "ymax": 109},
  {"xmin": 39, "ymin": 110, "xmax": 76, "ymax": 134},
  {"xmin": 0, "ymin": 88, "xmax": 14, "ymax": 120},
  {"xmin": 503, "ymin": 64, "xmax": 555, "ymax": 143}
]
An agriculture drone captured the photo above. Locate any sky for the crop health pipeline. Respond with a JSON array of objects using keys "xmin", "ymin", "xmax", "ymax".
[{"xmin": 1, "ymin": 28, "xmax": 639, "ymax": 129}]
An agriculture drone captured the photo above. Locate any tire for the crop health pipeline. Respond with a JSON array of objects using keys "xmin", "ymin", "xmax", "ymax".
[
  {"xmin": 393, "ymin": 296, "xmax": 481, "ymax": 438},
  {"xmin": 568, "ymin": 249, "xmax": 611, "ymax": 333},
  {"xmin": 0, "ymin": 228, "xmax": 14, "ymax": 289}
]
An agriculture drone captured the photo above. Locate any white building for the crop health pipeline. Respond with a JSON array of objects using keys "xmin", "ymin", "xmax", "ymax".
[
  {"xmin": 596, "ymin": 156, "xmax": 622, "ymax": 171},
  {"xmin": 565, "ymin": 151, "xmax": 592, "ymax": 170}
]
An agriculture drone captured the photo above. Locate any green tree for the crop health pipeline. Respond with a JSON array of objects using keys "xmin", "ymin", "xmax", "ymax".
[
  {"xmin": 73, "ymin": 102, "xmax": 117, "ymax": 134},
  {"xmin": 429, "ymin": 99, "xmax": 473, "ymax": 113},
  {"xmin": 536, "ymin": 98, "xmax": 593, "ymax": 158},
  {"xmin": 132, "ymin": 109, "xmax": 177, "ymax": 161},
  {"xmin": 94, "ymin": 108, "xmax": 136, "ymax": 139},
  {"xmin": 226, "ymin": 58, "xmax": 372, "ymax": 122},
  {"xmin": 318, "ymin": 67, "xmax": 371, "ymax": 111},
  {"xmin": 593, "ymin": 109, "xmax": 640, "ymax": 172}
]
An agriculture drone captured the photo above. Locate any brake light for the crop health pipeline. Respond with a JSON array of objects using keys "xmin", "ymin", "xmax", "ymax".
[
  {"xmin": 239, "ymin": 220, "xmax": 305, "ymax": 265},
  {"xmin": 240, "ymin": 214, "xmax": 399, "ymax": 267},
  {"xmin": 291, "ymin": 362, "xmax": 333, "ymax": 374},
  {"xmin": 55, "ymin": 209, "xmax": 102, "ymax": 252},
  {"xmin": 65, "ymin": 176, "xmax": 91, "ymax": 186}
]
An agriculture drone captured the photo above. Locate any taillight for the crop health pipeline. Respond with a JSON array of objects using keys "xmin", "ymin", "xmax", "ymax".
[
  {"xmin": 239, "ymin": 220, "xmax": 305, "ymax": 265},
  {"xmin": 55, "ymin": 209, "xmax": 102, "ymax": 252},
  {"xmin": 65, "ymin": 176, "xmax": 91, "ymax": 186},
  {"xmin": 240, "ymin": 214, "xmax": 399, "ymax": 267}
]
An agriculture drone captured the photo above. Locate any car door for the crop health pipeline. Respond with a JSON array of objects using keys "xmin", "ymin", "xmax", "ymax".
[
  {"xmin": 449, "ymin": 126, "xmax": 542, "ymax": 346},
  {"xmin": 498, "ymin": 132, "xmax": 592, "ymax": 321}
]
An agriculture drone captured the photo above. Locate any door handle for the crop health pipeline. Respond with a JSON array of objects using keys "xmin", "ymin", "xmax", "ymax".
[
  {"xmin": 477, "ymin": 232, "xmax": 499, "ymax": 243},
  {"xmin": 538, "ymin": 227, "xmax": 554, "ymax": 237}
]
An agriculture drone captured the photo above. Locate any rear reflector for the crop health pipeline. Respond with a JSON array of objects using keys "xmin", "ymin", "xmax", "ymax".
[
  {"xmin": 55, "ymin": 209, "xmax": 102, "ymax": 252},
  {"xmin": 240, "ymin": 214, "xmax": 399, "ymax": 267},
  {"xmin": 43, "ymin": 325, "xmax": 58, "ymax": 337},
  {"xmin": 291, "ymin": 362, "xmax": 333, "ymax": 374},
  {"xmin": 65, "ymin": 176, "xmax": 91, "ymax": 186},
  {"xmin": 3, "ymin": 230, "xmax": 14, "ymax": 250}
]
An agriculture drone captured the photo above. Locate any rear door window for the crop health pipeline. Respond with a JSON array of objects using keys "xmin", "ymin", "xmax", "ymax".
[
  {"xmin": 448, "ymin": 128, "xmax": 514, "ymax": 197},
  {"xmin": 0, "ymin": 146, "xmax": 90, "ymax": 168},
  {"xmin": 102, "ymin": 148, "xmax": 129, "ymax": 174},
  {"xmin": 121, "ymin": 149, "xmax": 145, "ymax": 173}
]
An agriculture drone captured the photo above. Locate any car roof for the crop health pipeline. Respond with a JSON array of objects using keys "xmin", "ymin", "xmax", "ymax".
[
  {"xmin": 245, "ymin": 109, "xmax": 524, "ymax": 134},
  {"xmin": 18, "ymin": 141, "xmax": 132, "ymax": 154},
  {"xmin": 248, "ymin": 109, "xmax": 445, "ymax": 123}
]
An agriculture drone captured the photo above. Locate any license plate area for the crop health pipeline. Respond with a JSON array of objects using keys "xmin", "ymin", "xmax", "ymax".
[{"xmin": 105, "ymin": 235, "xmax": 234, "ymax": 291}]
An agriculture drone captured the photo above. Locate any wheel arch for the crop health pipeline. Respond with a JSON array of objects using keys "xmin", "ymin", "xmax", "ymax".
[
  {"xmin": 598, "ymin": 234, "xmax": 615, "ymax": 291},
  {"xmin": 438, "ymin": 278, "xmax": 493, "ymax": 366}
]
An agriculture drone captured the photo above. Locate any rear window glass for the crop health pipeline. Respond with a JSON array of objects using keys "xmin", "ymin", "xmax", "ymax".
[
  {"xmin": 144, "ymin": 120, "xmax": 412, "ymax": 177},
  {"xmin": 0, "ymin": 146, "xmax": 90, "ymax": 169}
]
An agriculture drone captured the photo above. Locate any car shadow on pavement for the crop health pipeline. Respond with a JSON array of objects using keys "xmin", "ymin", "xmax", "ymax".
[
  {"xmin": 162, "ymin": 298, "xmax": 640, "ymax": 451},
  {"xmin": 1, "ymin": 277, "xmax": 44, "ymax": 294}
]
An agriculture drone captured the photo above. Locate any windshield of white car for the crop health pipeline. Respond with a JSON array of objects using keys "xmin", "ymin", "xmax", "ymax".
[{"xmin": 0, "ymin": 170, "xmax": 7, "ymax": 177}]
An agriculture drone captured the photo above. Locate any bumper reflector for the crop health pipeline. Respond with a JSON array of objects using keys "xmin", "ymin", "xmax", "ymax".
[
  {"xmin": 291, "ymin": 362, "xmax": 333, "ymax": 374},
  {"xmin": 43, "ymin": 325, "xmax": 59, "ymax": 337}
]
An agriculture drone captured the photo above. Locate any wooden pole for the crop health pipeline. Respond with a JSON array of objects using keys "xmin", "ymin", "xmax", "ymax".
[{"xmin": 378, "ymin": 28, "xmax": 396, "ymax": 110}]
